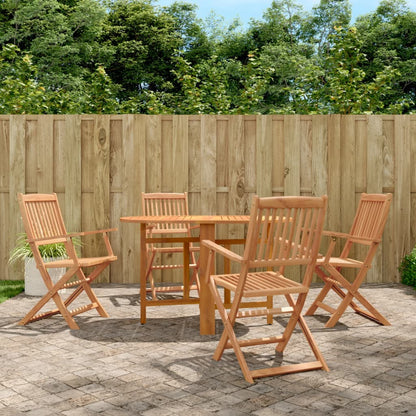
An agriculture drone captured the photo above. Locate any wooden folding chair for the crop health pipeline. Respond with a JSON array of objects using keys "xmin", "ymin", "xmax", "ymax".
[
  {"xmin": 305, "ymin": 193, "xmax": 392, "ymax": 328},
  {"xmin": 202, "ymin": 195, "xmax": 328, "ymax": 383},
  {"xmin": 18, "ymin": 193, "xmax": 117, "ymax": 330},
  {"xmin": 141, "ymin": 192, "xmax": 199, "ymax": 300}
]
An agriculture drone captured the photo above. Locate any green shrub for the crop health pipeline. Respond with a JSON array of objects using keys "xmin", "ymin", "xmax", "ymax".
[
  {"xmin": 399, "ymin": 246, "xmax": 416, "ymax": 288},
  {"xmin": 9, "ymin": 233, "xmax": 82, "ymax": 265}
]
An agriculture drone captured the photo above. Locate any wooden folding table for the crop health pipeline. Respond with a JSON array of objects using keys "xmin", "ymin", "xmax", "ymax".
[{"xmin": 120, "ymin": 215, "xmax": 250, "ymax": 335}]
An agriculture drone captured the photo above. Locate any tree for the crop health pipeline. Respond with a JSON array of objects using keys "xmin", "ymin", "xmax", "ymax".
[
  {"xmin": 100, "ymin": 0, "xmax": 183, "ymax": 101},
  {"xmin": 355, "ymin": 0, "xmax": 416, "ymax": 111},
  {"xmin": 0, "ymin": 0, "xmax": 107, "ymax": 91},
  {"xmin": 0, "ymin": 44, "xmax": 52, "ymax": 113},
  {"xmin": 301, "ymin": 0, "xmax": 351, "ymax": 53},
  {"xmin": 289, "ymin": 27, "xmax": 403, "ymax": 114}
]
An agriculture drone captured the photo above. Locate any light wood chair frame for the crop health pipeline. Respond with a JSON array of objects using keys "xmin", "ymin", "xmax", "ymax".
[
  {"xmin": 305, "ymin": 193, "xmax": 392, "ymax": 327},
  {"xmin": 17, "ymin": 193, "xmax": 117, "ymax": 330},
  {"xmin": 202, "ymin": 195, "xmax": 328, "ymax": 383},
  {"xmin": 141, "ymin": 192, "xmax": 200, "ymax": 301}
]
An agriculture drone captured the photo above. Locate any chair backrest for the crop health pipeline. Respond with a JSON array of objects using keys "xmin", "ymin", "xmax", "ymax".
[
  {"xmin": 141, "ymin": 192, "xmax": 191, "ymax": 235},
  {"xmin": 243, "ymin": 195, "xmax": 327, "ymax": 283},
  {"xmin": 348, "ymin": 193, "xmax": 392, "ymax": 241},
  {"xmin": 17, "ymin": 193, "xmax": 76, "ymax": 267},
  {"xmin": 18, "ymin": 193, "xmax": 67, "ymax": 243}
]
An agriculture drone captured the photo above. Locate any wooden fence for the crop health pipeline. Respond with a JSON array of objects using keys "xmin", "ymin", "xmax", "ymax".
[{"xmin": 1, "ymin": 114, "xmax": 415, "ymax": 284}]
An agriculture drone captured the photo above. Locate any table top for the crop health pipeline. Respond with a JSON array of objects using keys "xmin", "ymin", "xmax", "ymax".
[{"xmin": 120, "ymin": 215, "xmax": 250, "ymax": 224}]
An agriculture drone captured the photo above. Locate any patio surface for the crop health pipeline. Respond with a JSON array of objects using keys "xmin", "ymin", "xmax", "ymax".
[{"xmin": 0, "ymin": 283, "xmax": 415, "ymax": 416}]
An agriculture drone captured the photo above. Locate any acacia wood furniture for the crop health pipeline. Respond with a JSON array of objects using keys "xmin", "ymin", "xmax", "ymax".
[
  {"xmin": 305, "ymin": 193, "xmax": 392, "ymax": 327},
  {"xmin": 202, "ymin": 195, "xmax": 328, "ymax": 383},
  {"xmin": 120, "ymin": 214, "xmax": 250, "ymax": 335},
  {"xmin": 141, "ymin": 192, "xmax": 200, "ymax": 301},
  {"xmin": 18, "ymin": 193, "xmax": 117, "ymax": 330}
]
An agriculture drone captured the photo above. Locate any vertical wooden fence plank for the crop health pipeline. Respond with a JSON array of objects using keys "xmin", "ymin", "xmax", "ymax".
[
  {"xmin": 121, "ymin": 115, "xmax": 146, "ymax": 284},
  {"xmin": 244, "ymin": 116, "xmax": 256, "ymax": 206},
  {"xmin": 0, "ymin": 119, "xmax": 10, "ymax": 279},
  {"xmin": 410, "ymin": 116, "xmax": 416, "ymax": 250},
  {"xmin": 37, "ymin": 115, "xmax": 54, "ymax": 193},
  {"xmin": 340, "ymin": 116, "xmax": 356, "ymax": 233},
  {"xmin": 64, "ymin": 115, "xmax": 82, "ymax": 233},
  {"xmin": 145, "ymin": 115, "xmax": 163, "ymax": 280},
  {"xmin": 200, "ymin": 115, "xmax": 216, "ymax": 214},
  {"xmin": 9, "ymin": 116, "xmax": 26, "ymax": 280},
  {"xmin": 173, "ymin": 115, "xmax": 189, "ymax": 193},
  {"xmin": 228, "ymin": 116, "xmax": 246, "ymax": 271},
  {"xmin": 162, "ymin": 116, "xmax": 173, "ymax": 192},
  {"xmin": 366, "ymin": 116, "xmax": 384, "ymax": 282},
  {"xmin": 146, "ymin": 116, "xmax": 162, "ymax": 193},
  {"xmin": 300, "ymin": 116, "xmax": 312, "ymax": 195},
  {"xmin": 382, "ymin": 117, "xmax": 395, "ymax": 283},
  {"xmin": 25, "ymin": 119, "xmax": 37, "ymax": 193},
  {"xmin": 109, "ymin": 117, "xmax": 123, "ymax": 283},
  {"xmin": 283, "ymin": 115, "xmax": 301, "ymax": 281},
  {"xmin": 94, "ymin": 115, "xmax": 111, "ymax": 283},
  {"xmin": 188, "ymin": 116, "xmax": 201, "ymax": 214},
  {"xmin": 327, "ymin": 115, "xmax": 341, "ymax": 234},
  {"xmin": 283, "ymin": 115, "xmax": 301, "ymax": 196},
  {"xmin": 256, "ymin": 115, "xmax": 273, "ymax": 197},
  {"xmin": 272, "ymin": 116, "xmax": 284, "ymax": 196},
  {"xmin": 216, "ymin": 117, "xmax": 228, "ymax": 215},
  {"xmin": 312, "ymin": 115, "xmax": 328, "ymax": 199},
  {"xmin": 394, "ymin": 115, "xmax": 411, "ymax": 282}
]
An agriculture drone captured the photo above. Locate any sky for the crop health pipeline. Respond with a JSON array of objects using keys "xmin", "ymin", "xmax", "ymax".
[{"xmin": 156, "ymin": 0, "xmax": 415, "ymax": 26}]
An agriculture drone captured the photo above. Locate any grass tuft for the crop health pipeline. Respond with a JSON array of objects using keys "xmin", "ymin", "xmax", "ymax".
[{"xmin": 0, "ymin": 280, "xmax": 24, "ymax": 304}]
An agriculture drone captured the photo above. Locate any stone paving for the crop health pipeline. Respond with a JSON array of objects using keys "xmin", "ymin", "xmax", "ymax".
[{"xmin": 0, "ymin": 283, "xmax": 415, "ymax": 415}]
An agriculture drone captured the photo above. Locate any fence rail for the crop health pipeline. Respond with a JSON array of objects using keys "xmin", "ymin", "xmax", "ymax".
[{"xmin": 1, "ymin": 114, "xmax": 415, "ymax": 284}]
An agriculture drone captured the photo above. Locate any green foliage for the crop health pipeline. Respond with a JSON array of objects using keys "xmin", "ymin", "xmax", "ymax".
[
  {"xmin": 286, "ymin": 26, "xmax": 406, "ymax": 114},
  {"xmin": 399, "ymin": 246, "xmax": 416, "ymax": 288},
  {"xmin": 0, "ymin": 0, "xmax": 415, "ymax": 114},
  {"xmin": 0, "ymin": 0, "xmax": 108, "ymax": 92},
  {"xmin": 146, "ymin": 53, "xmax": 273, "ymax": 114},
  {"xmin": 100, "ymin": 0, "xmax": 183, "ymax": 100},
  {"xmin": 0, "ymin": 280, "xmax": 24, "ymax": 304},
  {"xmin": 0, "ymin": 44, "xmax": 51, "ymax": 113}
]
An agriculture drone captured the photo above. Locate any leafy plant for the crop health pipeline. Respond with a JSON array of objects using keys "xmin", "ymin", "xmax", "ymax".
[
  {"xmin": 398, "ymin": 246, "xmax": 416, "ymax": 288},
  {"xmin": 0, "ymin": 280, "xmax": 24, "ymax": 304},
  {"xmin": 9, "ymin": 233, "xmax": 82, "ymax": 265}
]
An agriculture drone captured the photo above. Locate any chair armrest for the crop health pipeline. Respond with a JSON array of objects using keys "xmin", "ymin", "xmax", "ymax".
[
  {"xmin": 201, "ymin": 240, "xmax": 243, "ymax": 263},
  {"xmin": 322, "ymin": 230, "xmax": 380, "ymax": 244},
  {"xmin": 70, "ymin": 228, "xmax": 117, "ymax": 257}
]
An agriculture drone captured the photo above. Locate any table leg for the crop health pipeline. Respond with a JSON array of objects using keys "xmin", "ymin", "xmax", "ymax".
[
  {"xmin": 199, "ymin": 223, "xmax": 216, "ymax": 335},
  {"xmin": 140, "ymin": 223, "xmax": 147, "ymax": 324}
]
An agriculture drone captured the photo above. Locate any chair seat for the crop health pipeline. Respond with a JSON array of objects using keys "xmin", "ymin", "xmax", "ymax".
[
  {"xmin": 44, "ymin": 256, "xmax": 117, "ymax": 268},
  {"xmin": 213, "ymin": 271, "xmax": 309, "ymax": 297},
  {"xmin": 316, "ymin": 257, "xmax": 363, "ymax": 268}
]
